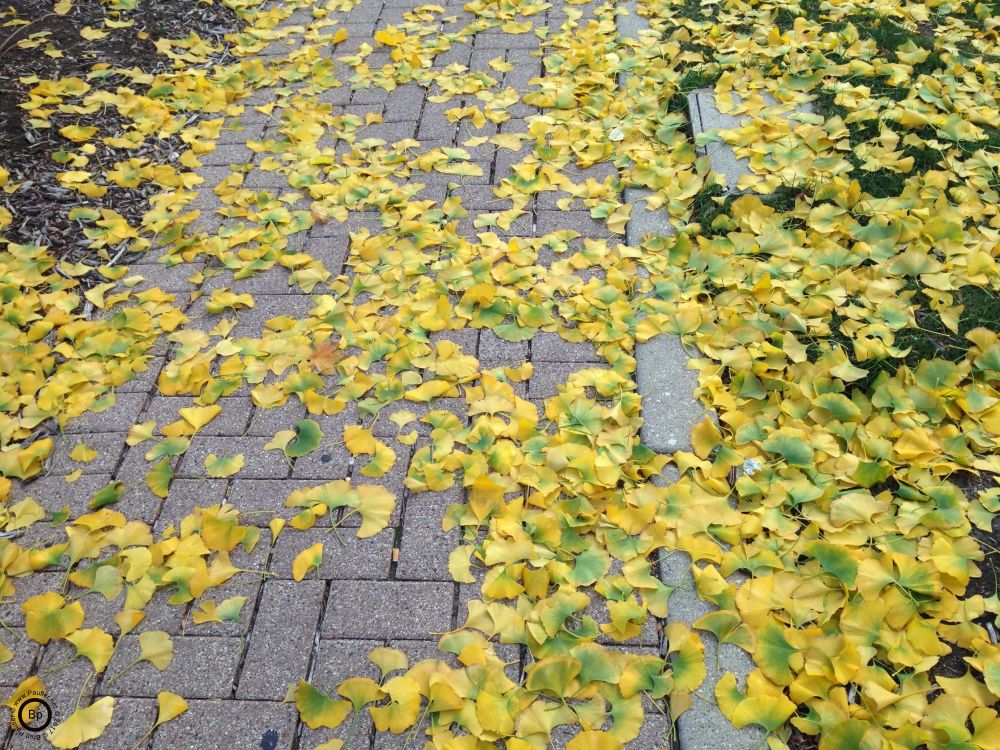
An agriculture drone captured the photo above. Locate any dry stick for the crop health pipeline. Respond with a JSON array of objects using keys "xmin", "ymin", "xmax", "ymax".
[{"xmin": 0, "ymin": 13, "xmax": 56, "ymax": 58}]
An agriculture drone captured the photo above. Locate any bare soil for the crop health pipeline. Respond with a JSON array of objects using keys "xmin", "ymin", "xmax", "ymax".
[{"xmin": 0, "ymin": 0, "xmax": 237, "ymax": 258}]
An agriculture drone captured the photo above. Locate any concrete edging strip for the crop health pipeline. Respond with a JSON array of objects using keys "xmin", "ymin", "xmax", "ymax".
[{"xmin": 616, "ymin": 4, "xmax": 761, "ymax": 750}]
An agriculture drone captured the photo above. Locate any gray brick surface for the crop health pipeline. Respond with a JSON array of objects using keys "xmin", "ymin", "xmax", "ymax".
[
  {"xmin": 660, "ymin": 551, "xmax": 763, "ymax": 750},
  {"xmin": 531, "ymin": 332, "xmax": 600, "ymax": 362},
  {"xmin": 143, "ymin": 396, "xmax": 253, "ymax": 437},
  {"xmin": 180, "ymin": 436, "xmax": 290, "ymax": 479},
  {"xmin": 528, "ymin": 361, "xmax": 601, "ymax": 399},
  {"xmin": 82, "ymin": 697, "xmax": 158, "ymax": 750},
  {"xmin": 125, "ymin": 263, "xmax": 202, "ymax": 294},
  {"xmin": 290, "ymin": 439, "xmax": 352, "ymax": 480},
  {"xmin": 151, "ymin": 699, "xmax": 298, "ymax": 750},
  {"xmin": 322, "ymin": 580, "xmax": 453, "ymax": 639},
  {"xmin": 536, "ymin": 210, "xmax": 616, "ymax": 238},
  {"xmin": 311, "ymin": 638, "xmax": 382, "ymax": 687},
  {"xmin": 237, "ymin": 580, "xmax": 325, "ymax": 699},
  {"xmin": 103, "ymin": 635, "xmax": 241, "ymax": 699},
  {"xmin": 271, "ymin": 528, "xmax": 393, "ymax": 580},
  {"xmin": 395, "ymin": 510, "xmax": 456, "ymax": 582},
  {"xmin": 635, "ymin": 335, "xmax": 705, "ymax": 454},
  {"xmin": 198, "ymin": 143, "xmax": 254, "ymax": 166},
  {"xmin": 479, "ymin": 329, "xmax": 528, "ymax": 366},
  {"xmin": 11, "ymin": 472, "xmax": 111, "ymax": 519},
  {"xmin": 202, "ymin": 267, "xmax": 295, "ymax": 296},
  {"xmin": 0, "ymin": 634, "xmax": 38, "ymax": 689},
  {"xmin": 227, "ymin": 478, "xmax": 326, "ymax": 522},
  {"xmin": 118, "ymin": 356, "xmax": 165, "ymax": 394},
  {"xmin": 0, "ymin": 7, "xmax": 766, "ymax": 750},
  {"xmin": 48, "ymin": 433, "xmax": 126, "ymax": 475},
  {"xmin": 246, "ymin": 402, "xmax": 308, "ymax": 436}
]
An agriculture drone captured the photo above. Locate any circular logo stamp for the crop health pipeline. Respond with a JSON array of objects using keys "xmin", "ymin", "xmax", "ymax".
[{"xmin": 9, "ymin": 691, "xmax": 60, "ymax": 740}]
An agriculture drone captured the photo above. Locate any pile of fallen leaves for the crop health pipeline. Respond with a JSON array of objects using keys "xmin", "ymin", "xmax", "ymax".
[{"xmin": 0, "ymin": 0, "xmax": 998, "ymax": 747}]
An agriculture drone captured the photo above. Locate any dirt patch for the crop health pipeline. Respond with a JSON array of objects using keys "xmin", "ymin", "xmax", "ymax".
[
  {"xmin": 788, "ymin": 727, "xmax": 819, "ymax": 750},
  {"xmin": 0, "ymin": 0, "xmax": 238, "ymax": 259}
]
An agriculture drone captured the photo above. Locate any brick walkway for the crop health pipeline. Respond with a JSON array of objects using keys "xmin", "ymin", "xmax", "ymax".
[{"xmin": 3, "ymin": 1, "xmax": 682, "ymax": 748}]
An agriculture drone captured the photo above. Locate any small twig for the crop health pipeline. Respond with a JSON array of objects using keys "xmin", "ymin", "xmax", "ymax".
[{"xmin": 0, "ymin": 13, "xmax": 56, "ymax": 58}]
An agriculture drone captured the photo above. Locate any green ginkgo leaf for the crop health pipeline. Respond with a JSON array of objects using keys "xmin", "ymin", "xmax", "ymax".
[
  {"xmin": 88, "ymin": 481, "xmax": 124, "ymax": 510},
  {"xmin": 145, "ymin": 436, "xmax": 190, "ymax": 461},
  {"xmin": 756, "ymin": 620, "xmax": 799, "ymax": 686},
  {"xmin": 69, "ymin": 564, "xmax": 123, "ymax": 601},
  {"xmin": 284, "ymin": 419, "xmax": 323, "ymax": 458},
  {"xmin": 810, "ymin": 541, "xmax": 858, "ymax": 587},
  {"xmin": 294, "ymin": 680, "xmax": 351, "ymax": 730},
  {"xmin": 693, "ymin": 610, "xmax": 755, "ymax": 652},
  {"xmin": 191, "ymin": 596, "xmax": 247, "ymax": 626},
  {"xmin": 525, "ymin": 656, "xmax": 582, "ymax": 698},
  {"xmin": 146, "ymin": 458, "xmax": 173, "ymax": 499},
  {"xmin": 761, "ymin": 430, "xmax": 813, "ymax": 467}
]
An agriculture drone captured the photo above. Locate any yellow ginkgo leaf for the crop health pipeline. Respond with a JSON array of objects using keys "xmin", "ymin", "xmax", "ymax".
[
  {"xmin": 565, "ymin": 731, "xmax": 624, "ymax": 750},
  {"xmin": 292, "ymin": 542, "xmax": 324, "ymax": 581},
  {"xmin": 370, "ymin": 676, "xmax": 421, "ymax": 733},
  {"xmin": 59, "ymin": 125, "xmax": 98, "ymax": 143},
  {"xmin": 191, "ymin": 596, "xmax": 246, "ymax": 626},
  {"xmin": 79, "ymin": 26, "xmax": 108, "ymax": 41},
  {"xmin": 126, "ymin": 420, "xmax": 156, "ymax": 446},
  {"xmin": 205, "ymin": 453, "xmax": 244, "ymax": 478},
  {"xmin": 23, "ymin": 592, "xmax": 84, "ymax": 644},
  {"xmin": 179, "ymin": 405, "xmax": 221, "ymax": 433},
  {"xmin": 48, "ymin": 696, "xmax": 114, "ymax": 749},
  {"xmin": 351, "ymin": 485, "xmax": 396, "ymax": 539},
  {"xmin": 338, "ymin": 677, "xmax": 382, "ymax": 710},
  {"xmin": 65, "ymin": 627, "xmax": 115, "ymax": 673},
  {"xmin": 69, "ymin": 443, "xmax": 97, "ymax": 463},
  {"xmin": 108, "ymin": 630, "xmax": 173, "ymax": 685},
  {"xmin": 689, "ymin": 417, "xmax": 722, "ymax": 460},
  {"xmin": 138, "ymin": 630, "xmax": 174, "ymax": 670},
  {"xmin": 205, "ymin": 289, "xmax": 253, "ymax": 314},
  {"xmin": 368, "ymin": 647, "xmax": 408, "ymax": 678},
  {"xmin": 154, "ymin": 691, "xmax": 188, "ymax": 727},
  {"xmin": 265, "ymin": 430, "xmax": 296, "ymax": 452},
  {"xmin": 343, "ymin": 426, "xmax": 396, "ymax": 477},
  {"xmin": 343, "ymin": 425, "xmax": 376, "ymax": 455},
  {"xmin": 294, "ymin": 680, "xmax": 351, "ymax": 730}
]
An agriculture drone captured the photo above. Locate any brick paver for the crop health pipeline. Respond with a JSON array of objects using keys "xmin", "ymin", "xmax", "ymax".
[{"xmin": 3, "ymin": 0, "xmax": 678, "ymax": 748}]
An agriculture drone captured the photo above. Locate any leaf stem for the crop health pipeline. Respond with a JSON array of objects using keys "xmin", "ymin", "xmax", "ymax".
[{"xmin": 105, "ymin": 656, "xmax": 141, "ymax": 686}]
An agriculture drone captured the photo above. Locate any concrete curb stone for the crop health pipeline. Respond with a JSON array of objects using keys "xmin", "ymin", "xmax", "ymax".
[{"xmin": 618, "ymin": 5, "xmax": 760, "ymax": 750}]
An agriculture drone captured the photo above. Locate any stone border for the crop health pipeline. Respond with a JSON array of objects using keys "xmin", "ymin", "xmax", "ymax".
[
  {"xmin": 689, "ymin": 88, "xmax": 814, "ymax": 194},
  {"xmin": 616, "ymin": 3, "xmax": 761, "ymax": 749}
]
